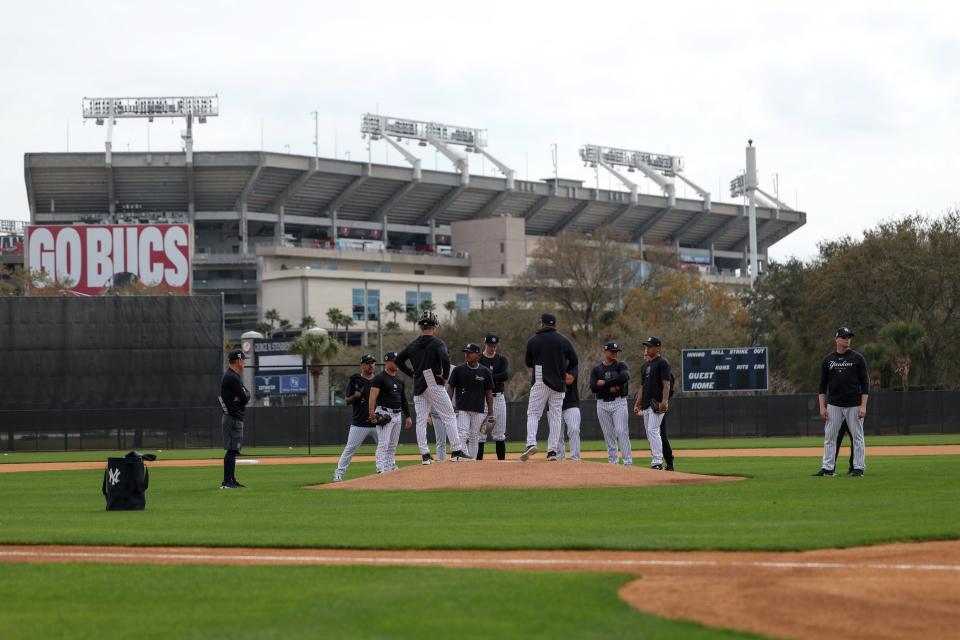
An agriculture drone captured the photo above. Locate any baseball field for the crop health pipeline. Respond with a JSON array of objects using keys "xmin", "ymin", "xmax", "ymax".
[{"xmin": 1, "ymin": 435, "xmax": 958, "ymax": 639}]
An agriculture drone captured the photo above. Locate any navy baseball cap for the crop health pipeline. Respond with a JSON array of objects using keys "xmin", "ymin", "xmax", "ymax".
[
  {"xmin": 360, "ymin": 354, "xmax": 376, "ymax": 364},
  {"xmin": 603, "ymin": 341, "xmax": 622, "ymax": 352},
  {"xmin": 484, "ymin": 332, "xmax": 500, "ymax": 345},
  {"xmin": 540, "ymin": 313, "xmax": 556, "ymax": 325},
  {"xmin": 642, "ymin": 336, "xmax": 662, "ymax": 347},
  {"xmin": 228, "ymin": 349, "xmax": 245, "ymax": 362},
  {"xmin": 836, "ymin": 327, "xmax": 855, "ymax": 338},
  {"xmin": 462, "ymin": 343, "xmax": 482, "ymax": 354},
  {"xmin": 384, "ymin": 351, "xmax": 398, "ymax": 362}
]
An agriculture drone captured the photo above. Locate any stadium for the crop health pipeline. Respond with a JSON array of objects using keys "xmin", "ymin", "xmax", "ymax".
[{"xmin": 2, "ymin": 98, "xmax": 958, "ymax": 640}]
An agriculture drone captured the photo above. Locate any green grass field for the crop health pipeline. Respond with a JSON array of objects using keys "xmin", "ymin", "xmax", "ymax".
[{"xmin": 1, "ymin": 438, "xmax": 957, "ymax": 639}]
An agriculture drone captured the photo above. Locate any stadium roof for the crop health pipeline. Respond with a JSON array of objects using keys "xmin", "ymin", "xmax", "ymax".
[{"xmin": 24, "ymin": 151, "xmax": 805, "ymax": 253}]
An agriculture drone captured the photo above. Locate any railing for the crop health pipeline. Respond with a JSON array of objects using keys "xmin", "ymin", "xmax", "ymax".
[{"xmin": 1, "ymin": 390, "xmax": 956, "ymax": 452}]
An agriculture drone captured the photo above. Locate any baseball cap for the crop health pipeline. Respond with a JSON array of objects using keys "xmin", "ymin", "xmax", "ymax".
[
  {"xmin": 540, "ymin": 313, "xmax": 556, "ymax": 325},
  {"xmin": 228, "ymin": 349, "xmax": 245, "ymax": 362},
  {"xmin": 462, "ymin": 343, "xmax": 482, "ymax": 354},
  {"xmin": 360, "ymin": 354, "xmax": 376, "ymax": 364},
  {"xmin": 484, "ymin": 332, "xmax": 500, "ymax": 345},
  {"xmin": 384, "ymin": 351, "xmax": 398, "ymax": 362},
  {"xmin": 603, "ymin": 341, "xmax": 622, "ymax": 352},
  {"xmin": 836, "ymin": 327, "xmax": 855, "ymax": 338},
  {"xmin": 642, "ymin": 336, "xmax": 662, "ymax": 347}
]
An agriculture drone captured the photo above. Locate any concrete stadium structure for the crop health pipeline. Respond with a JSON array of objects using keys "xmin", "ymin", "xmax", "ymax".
[{"xmin": 23, "ymin": 146, "xmax": 806, "ymax": 336}]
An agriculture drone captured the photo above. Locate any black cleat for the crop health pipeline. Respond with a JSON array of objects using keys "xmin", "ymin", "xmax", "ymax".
[
  {"xmin": 519, "ymin": 445, "xmax": 538, "ymax": 462},
  {"xmin": 220, "ymin": 482, "xmax": 238, "ymax": 490},
  {"xmin": 849, "ymin": 469, "xmax": 864, "ymax": 477},
  {"xmin": 651, "ymin": 464, "xmax": 664, "ymax": 470},
  {"xmin": 546, "ymin": 450, "xmax": 558, "ymax": 461},
  {"xmin": 450, "ymin": 450, "xmax": 473, "ymax": 462},
  {"xmin": 421, "ymin": 453, "xmax": 435, "ymax": 465},
  {"xmin": 664, "ymin": 464, "xmax": 674, "ymax": 472},
  {"xmin": 812, "ymin": 468, "xmax": 836, "ymax": 477},
  {"xmin": 231, "ymin": 480, "xmax": 246, "ymax": 488}
]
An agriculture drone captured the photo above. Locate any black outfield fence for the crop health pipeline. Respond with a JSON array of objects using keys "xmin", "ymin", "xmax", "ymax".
[{"xmin": 2, "ymin": 390, "xmax": 957, "ymax": 452}]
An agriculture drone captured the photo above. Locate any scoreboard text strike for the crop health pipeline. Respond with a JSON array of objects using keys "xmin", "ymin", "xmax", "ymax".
[{"xmin": 681, "ymin": 347, "xmax": 768, "ymax": 392}]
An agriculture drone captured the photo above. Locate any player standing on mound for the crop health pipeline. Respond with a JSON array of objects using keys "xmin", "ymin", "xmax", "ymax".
[
  {"xmin": 395, "ymin": 311, "xmax": 471, "ymax": 462},
  {"xmin": 521, "ymin": 313, "xmax": 578, "ymax": 462}
]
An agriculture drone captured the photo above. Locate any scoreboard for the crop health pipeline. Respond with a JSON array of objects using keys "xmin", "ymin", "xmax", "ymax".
[{"xmin": 681, "ymin": 347, "xmax": 768, "ymax": 392}]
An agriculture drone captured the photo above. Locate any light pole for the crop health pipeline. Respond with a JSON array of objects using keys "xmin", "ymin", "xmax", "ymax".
[{"xmin": 310, "ymin": 111, "xmax": 318, "ymax": 158}]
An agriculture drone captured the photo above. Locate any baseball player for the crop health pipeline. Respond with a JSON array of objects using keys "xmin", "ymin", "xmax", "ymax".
[
  {"xmin": 219, "ymin": 348, "xmax": 251, "ymax": 489},
  {"xmin": 590, "ymin": 342, "xmax": 632, "ymax": 465},
  {"xmin": 368, "ymin": 352, "xmax": 413, "ymax": 474},
  {"xmin": 426, "ymin": 413, "xmax": 447, "ymax": 461},
  {"xmin": 333, "ymin": 355, "xmax": 379, "ymax": 481},
  {"xmin": 477, "ymin": 332, "xmax": 510, "ymax": 460},
  {"xmin": 521, "ymin": 313, "xmax": 578, "ymax": 462},
  {"xmin": 633, "ymin": 337, "xmax": 671, "ymax": 470},
  {"xmin": 814, "ymin": 327, "xmax": 869, "ymax": 477},
  {"xmin": 395, "ymin": 310, "xmax": 471, "ymax": 462},
  {"xmin": 555, "ymin": 367, "xmax": 581, "ymax": 461},
  {"xmin": 448, "ymin": 343, "xmax": 494, "ymax": 459}
]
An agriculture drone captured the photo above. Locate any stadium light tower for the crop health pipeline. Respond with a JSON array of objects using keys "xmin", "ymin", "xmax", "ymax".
[
  {"xmin": 360, "ymin": 113, "xmax": 515, "ymax": 189},
  {"xmin": 83, "ymin": 95, "xmax": 219, "ymax": 220},
  {"xmin": 578, "ymin": 144, "xmax": 710, "ymax": 211},
  {"xmin": 729, "ymin": 140, "xmax": 793, "ymax": 287}
]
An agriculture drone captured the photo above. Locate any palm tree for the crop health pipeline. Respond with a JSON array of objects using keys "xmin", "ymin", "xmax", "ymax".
[
  {"xmin": 444, "ymin": 299, "xmax": 458, "ymax": 322},
  {"xmin": 340, "ymin": 314, "xmax": 355, "ymax": 342},
  {"xmin": 264, "ymin": 308, "xmax": 281, "ymax": 335},
  {"xmin": 384, "ymin": 320, "xmax": 400, "ymax": 332},
  {"xmin": 385, "ymin": 301, "xmax": 404, "ymax": 323},
  {"xmin": 406, "ymin": 308, "xmax": 420, "ymax": 330},
  {"xmin": 420, "ymin": 298, "xmax": 436, "ymax": 313},
  {"xmin": 290, "ymin": 330, "xmax": 341, "ymax": 431},
  {"xmin": 326, "ymin": 308, "xmax": 343, "ymax": 341},
  {"xmin": 879, "ymin": 321, "xmax": 926, "ymax": 392},
  {"xmin": 278, "ymin": 318, "xmax": 293, "ymax": 335},
  {"xmin": 299, "ymin": 315, "xmax": 316, "ymax": 329}
]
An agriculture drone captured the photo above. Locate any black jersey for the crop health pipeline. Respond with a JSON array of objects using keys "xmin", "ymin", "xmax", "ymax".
[
  {"xmin": 525, "ymin": 327, "xmax": 578, "ymax": 392},
  {"xmin": 370, "ymin": 371, "xmax": 410, "ymax": 417},
  {"xmin": 220, "ymin": 368, "xmax": 250, "ymax": 419},
  {"xmin": 395, "ymin": 335, "xmax": 452, "ymax": 395},
  {"xmin": 562, "ymin": 374, "xmax": 580, "ymax": 410},
  {"xmin": 589, "ymin": 360, "xmax": 630, "ymax": 400},
  {"xmin": 640, "ymin": 356, "xmax": 672, "ymax": 405},
  {"xmin": 478, "ymin": 352, "xmax": 509, "ymax": 394},
  {"xmin": 819, "ymin": 350, "xmax": 869, "ymax": 407},
  {"xmin": 448, "ymin": 363, "xmax": 493, "ymax": 413},
  {"xmin": 345, "ymin": 374, "xmax": 376, "ymax": 428}
]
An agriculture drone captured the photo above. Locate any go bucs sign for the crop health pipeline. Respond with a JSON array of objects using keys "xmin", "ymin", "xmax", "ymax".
[{"xmin": 26, "ymin": 224, "xmax": 192, "ymax": 295}]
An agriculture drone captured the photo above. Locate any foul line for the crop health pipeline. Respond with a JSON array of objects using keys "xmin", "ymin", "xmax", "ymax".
[{"xmin": 0, "ymin": 550, "xmax": 958, "ymax": 573}]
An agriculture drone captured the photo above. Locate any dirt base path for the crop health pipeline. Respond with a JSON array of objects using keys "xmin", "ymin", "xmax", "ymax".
[
  {"xmin": 1, "ymin": 540, "xmax": 957, "ymax": 640},
  {"xmin": 2, "ymin": 444, "xmax": 958, "ymax": 474}
]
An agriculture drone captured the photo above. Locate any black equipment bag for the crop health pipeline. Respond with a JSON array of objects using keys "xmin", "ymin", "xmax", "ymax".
[{"xmin": 101, "ymin": 452, "xmax": 157, "ymax": 511}]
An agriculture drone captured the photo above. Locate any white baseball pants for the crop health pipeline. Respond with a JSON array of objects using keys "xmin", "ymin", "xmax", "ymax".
[
  {"xmin": 414, "ymin": 372, "xmax": 463, "ymax": 455},
  {"xmin": 642, "ymin": 408, "xmax": 665, "ymax": 466},
  {"xmin": 336, "ymin": 425, "xmax": 379, "ymax": 476},
  {"xmin": 597, "ymin": 398, "xmax": 632, "ymax": 464},
  {"xmin": 556, "ymin": 407, "xmax": 581, "ymax": 461},
  {"xmin": 431, "ymin": 412, "xmax": 447, "ymax": 461},
  {"xmin": 457, "ymin": 410, "xmax": 486, "ymax": 459},
  {"xmin": 822, "ymin": 404, "xmax": 866, "ymax": 471},
  {"xmin": 525, "ymin": 366, "xmax": 565, "ymax": 453},
  {"xmin": 374, "ymin": 409, "xmax": 402, "ymax": 473},
  {"xmin": 479, "ymin": 393, "xmax": 507, "ymax": 443}
]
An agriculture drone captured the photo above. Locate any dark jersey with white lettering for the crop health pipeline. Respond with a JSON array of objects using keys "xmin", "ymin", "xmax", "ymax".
[
  {"xmin": 590, "ymin": 361, "xmax": 630, "ymax": 400},
  {"xmin": 640, "ymin": 357, "xmax": 672, "ymax": 405},
  {"xmin": 370, "ymin": 371, "xmax": 410, "ymax": 417},
  {"xmin": 448, "ymin": 363, "xmax": 493, "ymax": 413},
  {"xmin": 819, "ymin": 350, "xmax": 869, "ymax": 407}
]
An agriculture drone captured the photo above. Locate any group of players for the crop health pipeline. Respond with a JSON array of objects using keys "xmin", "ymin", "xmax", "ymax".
[
  {"xmin": 332, "ymin": 310, "xmax": 678, "ymax": 481},
  {"xmin": 218, "ymin": 313, "xmax": 869, "ymax": 487}
]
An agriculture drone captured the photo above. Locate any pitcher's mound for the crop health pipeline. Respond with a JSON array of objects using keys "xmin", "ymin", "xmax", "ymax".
[{"xmin": 309, "ymin": 460, "xmax": 744, "ymax": 491}]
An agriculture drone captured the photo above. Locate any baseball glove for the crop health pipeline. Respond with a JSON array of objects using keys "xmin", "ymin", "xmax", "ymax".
[
  {"xmin": 373, "ymin": 413, "xmax": 394, "ymax": 427},
  {"xmin": 480, "ymin": 414, "xmax": 497, "ymax": 436}
]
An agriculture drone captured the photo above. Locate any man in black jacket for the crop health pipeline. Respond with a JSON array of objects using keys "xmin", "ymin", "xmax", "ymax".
[
  {"xmin": 219, "ymin": 349, "xmax": 250, "ymax": 489},
  {"xmin": 395, "ymin": 311, "xmax": 471, "ymax": 463},
  {"xmin": 814, "ymin": 327, "xmax": 869, "ymax": 477},
  {"xmin": 521, "ymin": 313, "xmax": 578, "ymax": 461}
]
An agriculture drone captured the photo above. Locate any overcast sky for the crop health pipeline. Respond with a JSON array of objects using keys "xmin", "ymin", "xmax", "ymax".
[{"xmin": 2, "ymin": 1, "xmax": 957, "ymax": 261}]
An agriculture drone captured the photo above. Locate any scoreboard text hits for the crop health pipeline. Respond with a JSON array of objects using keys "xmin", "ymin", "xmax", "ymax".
[{"xmin": 681, "ymin": 347, "xmax": 768, "ymax": 392}]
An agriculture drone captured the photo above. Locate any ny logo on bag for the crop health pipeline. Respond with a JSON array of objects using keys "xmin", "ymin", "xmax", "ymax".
[{"xmin": 108, "ymin": 468, "xmax": 121, "ymax": 486}]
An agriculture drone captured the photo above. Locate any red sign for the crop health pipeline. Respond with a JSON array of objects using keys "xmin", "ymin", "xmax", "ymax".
[{"xmin": 26, "ymin": 224, "xmax": 192, "ymax": 295}]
